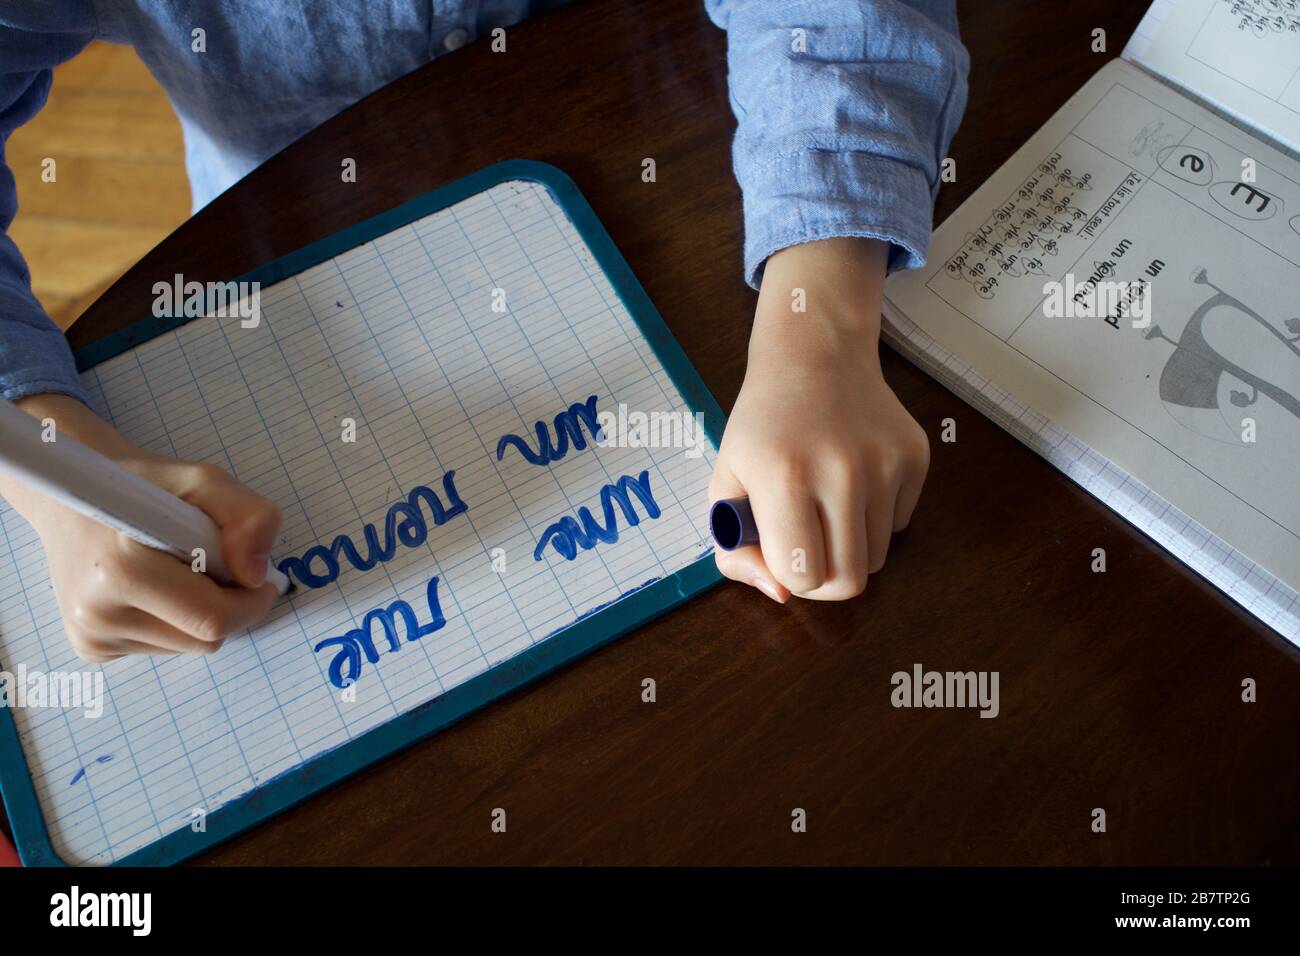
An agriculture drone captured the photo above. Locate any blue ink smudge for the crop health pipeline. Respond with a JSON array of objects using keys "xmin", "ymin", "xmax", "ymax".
[
  {"xmin": 537, "ymin": 576, "xmax": 662, "ymax": 643},
  {"xmin": 497, "ymin": 394, "xmax": 603, "ymax": 466},
  {"xmin": 69, "ymin": 754, "xmax": 113, "ymax": 786}
]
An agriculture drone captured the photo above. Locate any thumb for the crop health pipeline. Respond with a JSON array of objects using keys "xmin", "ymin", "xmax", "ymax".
[
  {"xmin": 170, "ymin": 463, "xmax": 283, "ymax": 589},
  {"xmin": 709, "ymin": 462, "xmax": 789, "ymax": 604}
]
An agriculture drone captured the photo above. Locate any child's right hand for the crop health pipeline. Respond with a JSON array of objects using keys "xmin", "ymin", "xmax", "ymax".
[{"xmin": 0, "ymin": 394, "xmax": 282, "ymax": 663}]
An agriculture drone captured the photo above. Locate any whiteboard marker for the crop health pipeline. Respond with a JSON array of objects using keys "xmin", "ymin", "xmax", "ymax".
[
  {"xmin": 0, "ymin": 398, "xmax": 291, "ymax": 595},
  {"xmin": 710, "ymin": 496, "xmax": 760, "ymax": 551}
]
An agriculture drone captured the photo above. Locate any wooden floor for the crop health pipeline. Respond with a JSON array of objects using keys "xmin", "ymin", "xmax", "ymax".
[{"xmin": 8, "ymin": 41, "xmax": 190, "ymax": 331}]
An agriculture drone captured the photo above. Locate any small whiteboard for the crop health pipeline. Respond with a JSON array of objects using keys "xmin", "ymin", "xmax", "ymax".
[{"xmin": 0, "ymin": 162, "xmax": 724, "ymax": 865}]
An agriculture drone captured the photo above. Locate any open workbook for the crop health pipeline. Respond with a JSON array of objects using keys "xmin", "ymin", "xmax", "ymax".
[{"xmin": 883, "ymin": 0, "xmax": 1300, "ymax": 644}]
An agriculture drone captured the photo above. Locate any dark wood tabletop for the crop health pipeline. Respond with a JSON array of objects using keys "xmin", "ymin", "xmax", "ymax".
[{"xmin": 52, "ymin": 0, "xmax": 1300, "ymax": 865}]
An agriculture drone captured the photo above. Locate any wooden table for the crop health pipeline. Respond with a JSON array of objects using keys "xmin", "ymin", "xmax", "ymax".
[{"xmin": 55, "ymin": 0, "xmax": 1300, "ymax": 864}]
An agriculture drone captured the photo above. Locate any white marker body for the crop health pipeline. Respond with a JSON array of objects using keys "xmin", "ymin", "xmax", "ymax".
[{"xmin": 0, "ymin": 399, "xmax": 290, "ymax": 594}]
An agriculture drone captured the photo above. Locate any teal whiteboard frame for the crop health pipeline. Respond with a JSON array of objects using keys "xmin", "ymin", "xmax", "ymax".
[{"xmin": 0, "ymin": 160, "xmax": 727, "ymax": 866}]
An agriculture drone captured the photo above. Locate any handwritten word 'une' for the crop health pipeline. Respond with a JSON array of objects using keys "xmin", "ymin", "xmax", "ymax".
[
  {"xmin": 278, "ymin": 472, "xmax": 468, "ymax": 589},
  {"xmin": 534, "ymin": 470, "xmax": 661, "ymax": 561},
  {"xmin": 314, "ymin": 576, "xmax": 447, "ymax": 688},
  {"xmin": 497, "ymin": 394, "xmax": 603, "ymax": 466}
]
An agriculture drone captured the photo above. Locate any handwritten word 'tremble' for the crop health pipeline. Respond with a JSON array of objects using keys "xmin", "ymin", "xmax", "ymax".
[{"xmin": 534, "ymin": 470, "xmax": 661, "ymax": 561}]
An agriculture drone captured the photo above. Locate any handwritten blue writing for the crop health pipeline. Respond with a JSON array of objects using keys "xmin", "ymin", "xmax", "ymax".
[
  {"xmin": 278, "ymin": 472, "xmax": 468, "ymax": 589},
  {"xmin": 534, "ymin": 470, "xmax": 661, "ymax": 561},
  {"xmin": 314, "ymin": 576, "xmax": 447, "ymax": 688},
  {"xmin": 497, "ymin": 394, "xmax": 603, "ymax": 466}
]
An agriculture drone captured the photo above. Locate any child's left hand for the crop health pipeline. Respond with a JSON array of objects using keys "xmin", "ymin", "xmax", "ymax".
[{"xmin": 709, "ymin": 237, "xmax": 931, "ymax": 602}]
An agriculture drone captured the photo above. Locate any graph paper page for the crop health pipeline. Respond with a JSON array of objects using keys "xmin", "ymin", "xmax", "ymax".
[{"xmin": 0, "ymin": 178, "xmax": 717, "ymax": 864}]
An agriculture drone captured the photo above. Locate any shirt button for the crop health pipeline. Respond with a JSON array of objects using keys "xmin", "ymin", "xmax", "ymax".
[{"xmin": 443, "ymin": 28, "xmax": 470, "ymax": 51}]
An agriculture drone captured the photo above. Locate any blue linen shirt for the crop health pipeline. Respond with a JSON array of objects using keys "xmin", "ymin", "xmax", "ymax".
[{"xmin": 0, "ymin": 0, "xmax": 967, "ymax": 406}]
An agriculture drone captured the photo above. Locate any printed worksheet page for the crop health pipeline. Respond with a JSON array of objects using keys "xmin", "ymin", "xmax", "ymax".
[
  {"xmin": 1126, "ymin": 0, "xmax": 1300, "ymax": 153},
  {"xmin": 885, "ymin": 57, "xmax": 1300, "ymax": 603}
]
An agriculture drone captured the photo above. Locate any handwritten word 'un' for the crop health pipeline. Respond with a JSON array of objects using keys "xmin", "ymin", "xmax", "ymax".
[
  {"xmin": 314, "ymin": 575, "xmax": 447, "ymax": 688},
  {"xmin": 278, "ymin": 472, "xmax": 468, "ymax": 589},
  {"xmin": 497, "ymin": 394, "xmax": 603, "ymax": 465},
  {"xmin": 534, "ymin": 470, "xmax": 661, "ymax": 561}
]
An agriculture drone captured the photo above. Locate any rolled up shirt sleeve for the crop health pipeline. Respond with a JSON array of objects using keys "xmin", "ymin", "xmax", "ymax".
[
  {"xmin": 705, "ymin": 0, "xmax": 969, "ymax": 288},
  {"xmin": 0, "ymin": 13, "xmax": 95, "ymax": 404}
]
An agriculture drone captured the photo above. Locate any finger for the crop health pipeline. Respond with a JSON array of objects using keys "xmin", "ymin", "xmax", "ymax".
[
  {"xmin": 804, "ymin": 476, "xmax": 869, "ymax": 600},
  {"xmin": 74, "ymin": 649, "xmax": 123, "ymax": 665},
  {"xmin": 83, "ymin": 635, "xmax": 217, "ymax": 658},
  {"xmin": 170, "ymin": 463, "xmax": 283, "ymax": 588},
  {"xmin": 893, "ymin": 431, "xmax": 931, "ymax": 532},
  {"xmin": 893, "ymin": 482, "xmax": 923, "ymax": 532},
  {"xmin": 87, "ymin": 607, "xmax": 228, "ymax": 655},
  {"xmin": 750, "ymin": 481, "xmax": 826, "ymax": 596},
  {"xmin": 113, "ymin": 538, "xmax": 279, "ymax": 642},
  {"xmin": 867, "ymin": 479, "xmax": 901, "ymax": 574},
  {"xmin": 715, "ymin": 544, "xmax": 790, "ymax": 604},
  {"xmin": 709, "ymin": 462, "xmax": 789, "ymax": 603}
]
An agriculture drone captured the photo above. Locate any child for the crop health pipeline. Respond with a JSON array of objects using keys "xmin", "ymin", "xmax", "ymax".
[{"xmin": 0, "ymin": 1, "xmax": 968, "ymax": 661}]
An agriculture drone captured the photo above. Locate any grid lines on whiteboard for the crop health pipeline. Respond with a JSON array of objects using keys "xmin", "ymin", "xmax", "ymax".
[{"xmin": 0, "ymin": 179, "xmax": 715, "ymax": 864}]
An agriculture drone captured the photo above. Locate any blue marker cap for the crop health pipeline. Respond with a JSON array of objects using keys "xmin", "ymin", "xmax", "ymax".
[{"xmin": 710, "ymin": 496, "xmax": 760, "ymax": 551}]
